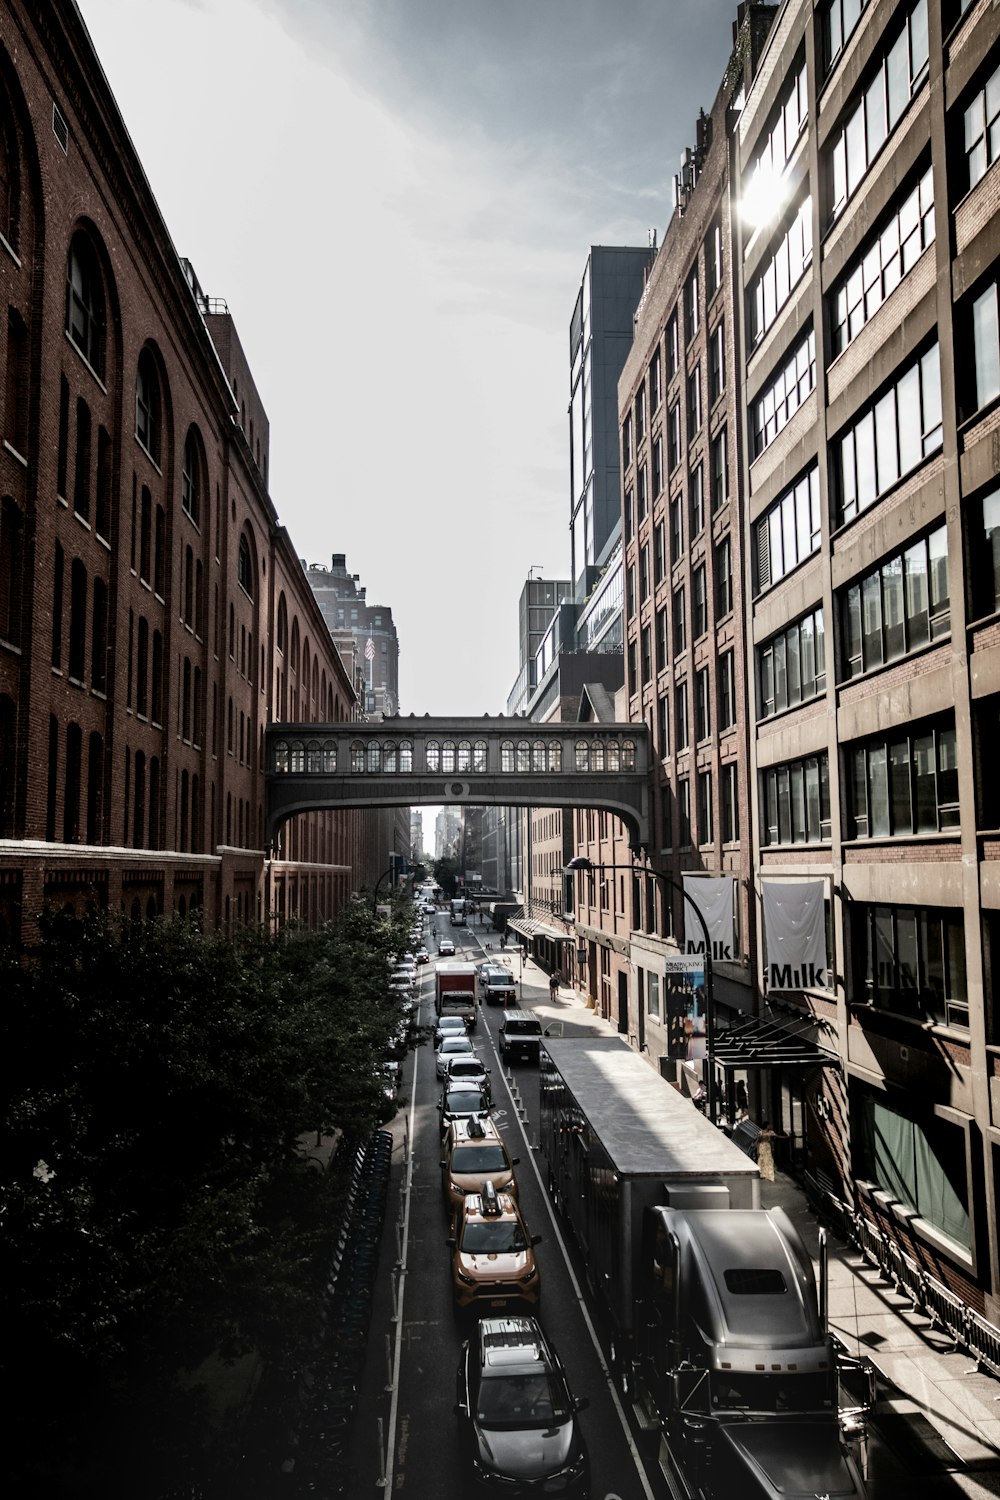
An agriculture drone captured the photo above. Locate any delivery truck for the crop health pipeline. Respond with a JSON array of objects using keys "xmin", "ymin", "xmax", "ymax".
[
  {"xmin": 539, "ymin": 1037, "xmax": 874, "ymax": 1500},
  {"xmin": 449, "ymin": 897, "xmax": 467, "ymax": 926},
  {"xmin": 435, "ymin": 961, "xmax": 477, "ymax": 1030}
]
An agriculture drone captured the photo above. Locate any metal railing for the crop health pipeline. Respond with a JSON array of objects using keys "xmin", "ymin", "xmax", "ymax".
[{"xmin": 804, "ymin": 1171, "xmax": 1000, "ymax": 1379}]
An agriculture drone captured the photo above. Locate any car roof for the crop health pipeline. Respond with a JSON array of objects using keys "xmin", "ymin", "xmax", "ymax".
[
  {"xmin": 479, "ymin": 1318, "xmax": 549, "ymax": 1370},
  {"xmin": 449, "ymin": 1115, "xmax": 501, "ymax": 1144}
]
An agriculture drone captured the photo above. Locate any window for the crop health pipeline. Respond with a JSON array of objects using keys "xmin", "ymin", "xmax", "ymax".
[
  {"xmin": 73, "ymin": 398, "xmax": 91, "ymax": 521},
  {"xmin": 649, "ymin": 350, "xmax": 662, "ymax": 411},
  {"xmin": 687, "ymin": 367, "xmax": 702, "ymax": 437},
  {"xmin": 743, "ymin": 59, "xmax": 808, "ymax": 222},
  {"xmin": 828, "ymin": 0, "xmax": 929, "ymax": 220},
  {"xmin": 716, "ymin": 536, "xmax": 733, "ymax": 618},
  {"xmin": 622, "ymin": 413, "xmax": 632, "ymax": 468},
  {"xmin": 697, "ymin": 770, "xmax": 713, "ymax": 845},
  {"xmin": 705, "ymin": 218, "xmax": 723, "ymax": 300},
  {"xmin": 673, "ymin": 585, "xmax": 686, "ymax": 655},
  {"xmin": 710, "ymin": 426, "xmax": 728, "ymax": 512},
  {"xmin": 670, "ymin": 495, "xmax": 684, "ymax": 564},
  {"xmin": 0, "ymin": 496, "xmax": 24, "ymax": 647},
  {"xmin": 718, "ymin": 650, "xmax": 736, "ymax": 730},
  {"xmin": 684, "ymin": 269, "xmax": 699, "ymax": 342},
  {"xmin": 830, "ymin": 167, "xmax": 934, "ymax": 356},
  {"xmin": 637, "ymin": 462, "xmax": 648, "ymax": 520},
  {"xmin": 675, "ymin": 680, "xmax": 689, "ymax": 749},
  {"xmin": 626, "ymin": 564, "xmax": 636, "ymax": 619},
  {"xmin": 847, "ymin": 717, "xmax": 958, "ymax": 838},
  {"xmin": 692, "ymin": 565, "xmax": 708, "ymax": 639},
  {"xmin": 709, "ymin": 322, "xmax": 725, "ymax": 405},
  {"xmin": 751, "ymin": 329, "xmax": 815, "ymax": 457},
  {"xmin": 668, "ymin": 401, "xmax": 682, "ymax": 472},
  {"xmin": 635, "ymin": 385, "xmax": 646, "ymax": 443},
  {"xmin": 4, "ymin": 309, "xmax": 27, "ymax": 455},
  {"xmin": 182, "ymin": 429, "xmax": 201, "ymax": 523},
  {"xmin": 823, "ymin": 0, "xmax": 870, "ymax": 75},
  {"xmin": 722, "ymin": 762, "xmax": 739, "ymax": 842},
  {"xmin": 90, "ymin": 579, "xmax": 107, "ymax": 693},
  {"xmin": 656, "ymin": 605, "xmax": 668, "ymax": 673},
  {"xmin": 238, "ymin": 533, "xmax": 254, "ymax": 597},
  {"xmin": 840, "ymin": 524, "xmax": 948, "ymax": 676},
  {"xmin": 971, "ymin": 279, "xmax": 1000, "ymax": 414},
  {"xmin": 677, "ymin": 777, "xmax": 691, "ymax": 845},
  {"xmin": 835, "ymin": 344, "xmax": 942, "ymax": 525},
  {"xmin": 640, "ymin": 543, "xmax": 650, "ymax": 602},
  {"xmin": 65, "ymin": 232, "xmax": 106, "ymax": 376},
  {"xmin": 854, "ymin": 1089, "xmax": 969, "ymax": 1248},
  {"xmin": 761, "ymin": 754, "xmax": 831, "ymax": 845},
  {"xmin": 135, "ymin": 349, "xmax": 161, "ymax": 462},
  {"xmin": 695, "ymin": 666, "xmax": 711, "ymax": 741},
  {"xmin": 136, "ymin": 617, "xmax": 149, "ymax": 719},
  {"xmin": 657, "ymin": 693, "xmax": 669, "ymax": 757},
  {"xmin": 627, "ymin": 639, "xmax": 637, "ymax": 696},
  {"xmin": 968, "ymin": 487, "xmax": 1000, "ymax": 619},
  {"xmin": 653, "ymin": 521, "xmax": 666, "ymax": 585},
  {"xmin": 747, "ymin": 197, "xmax": 812, "ymax": 347},
  {"xmin": 667, "ymin": 312, "xmax": 680, "ymax": 378},
  {"xmin": 759, "ymin": 607, "xmax": 827, "ymax": 716},
  {"xmin": 689, "ymin": 462, "xmax": 704, "ymax": 538},
  {"xmin": 753, "ymin": 465, "xmax": 821, "ymax": 593},
  {"xmin": 624, "ymin": 487, "xmax": 634, "ymax": 542},
  {"xmin": 652, "ymin": 435, "xmax": 664, "ymax": 498},
  {"xmin": 641, "ymin": 624, "xmax": 652, "ymax": 684},
  {"xmin": 68, "ymin": 559, "xmax": 86, "ymax": 682},
  {"xmin": 963, "ymin": 56, "xmax": 1000, "ymax": 192},
  {"xmin": 853, "ymin": 903, "xmax": 968, "ymax": 1030}
]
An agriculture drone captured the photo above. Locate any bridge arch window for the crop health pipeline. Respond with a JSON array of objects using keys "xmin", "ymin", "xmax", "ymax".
[
  {"xmin": 290, "ymin": 740, "xmax": 305, "ymax": 773},
  {"xmin": 322, "ymin": 740, "xmax": 337, "ymax": 772},
  {"xmin": 575, "ymin": 739, "xmax": 589, "ymax": 771},
  {"xmin": 591, "ymin": 740, "xmax": 605, "ymax": 772},
  {"xmin": 532, "ymin": 740, "xmax": 546, "ymax": 772},
  {"xmin": 516, "ymin": 740, "xmax": 530, "ymax": 773},
  {"xmin": 427, "ymin": 740, "xmax": 441, "ymax": 772},
  {"xmin": 383, "ymin": 740, "xmax": 398, "ymax": 773},
  {"xmin": 622, "ymin": 739, "xmax": 637, "ymax": 770},
  {"xmin": 306, "ymin": 740, "xmax": 321, "ymax": 773},
  {"xmin": 273, "ymin": 739, "xmax": 289, "ymax": 773},
  {"xmin": 548, "ymin": 741, "xmax": 562, "ymax": 772},
  {"xmin": 501, "ymin": 740, "xmax": 515, "ymax": 773},
  {"xmin": 399, "ymin": 740, "xmax": 413, "ymax": 773},
  {"xmin": 607, "ymin": 741, "xmax": 620, "ymax": 772},
  {"xmin": 366, "ymin": 740, "xmax": 381, "ymax": 772},
  {"xmin": 441, "ymin": 740, "xmax": 457, "ymax": 773},
  {"xmin": 351, "ymin": 739, "xmax": 365, "ymax": 772},
  {"xmin": 456, "ymin": 740, "xmax": 472, "ymax": 772},
  {"xmin": 474, "ymin": 740, "xmax": 487, "ymax": 772}
]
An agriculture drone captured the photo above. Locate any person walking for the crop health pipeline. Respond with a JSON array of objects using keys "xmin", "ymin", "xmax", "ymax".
[
  {"xmin": 756, "ymin": 1122, "xmax": 778, "ymax": 1182},
  {"xmin": 549, "ymin": 972, "xmax": 560, "ymax": 1001}
]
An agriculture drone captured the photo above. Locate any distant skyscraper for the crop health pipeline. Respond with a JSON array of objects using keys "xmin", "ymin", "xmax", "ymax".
[{"xmin": 306, "ymin": 554, "xmax": 400, "ymax": 717}]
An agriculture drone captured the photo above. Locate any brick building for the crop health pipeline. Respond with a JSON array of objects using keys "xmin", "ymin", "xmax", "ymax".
[{"xmin": 0, "ymin": 0, "xmax": 367, "ymax": 942}]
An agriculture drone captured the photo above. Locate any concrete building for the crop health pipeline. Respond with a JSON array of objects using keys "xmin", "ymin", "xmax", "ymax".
[
  {"xmin": 306, "ymin": 554, "xmax": 400, "ymax": 718},
  {"xmin": 0, "ymin": 0, "xmax": 368, "ymax": 942}
]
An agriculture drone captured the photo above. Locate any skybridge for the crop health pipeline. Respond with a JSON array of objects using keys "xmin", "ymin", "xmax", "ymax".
[{"xmin": 264, "ymin": 717, "xmax": 651, "ymax": 851}]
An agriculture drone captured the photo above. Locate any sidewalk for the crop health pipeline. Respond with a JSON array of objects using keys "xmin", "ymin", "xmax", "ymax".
[{"xmin": 519, "ymin": 954, "xmax": 1000, "ymax": 1492}]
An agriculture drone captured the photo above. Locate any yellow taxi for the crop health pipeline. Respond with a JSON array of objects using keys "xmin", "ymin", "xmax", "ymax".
[
  {"xmin": 446, "ymin": 1180, "xmax": 541, "ymax": 1312},
  {"xmin": 441, "ymin": 1116, "xmax": 519, "ymax": 1219}
]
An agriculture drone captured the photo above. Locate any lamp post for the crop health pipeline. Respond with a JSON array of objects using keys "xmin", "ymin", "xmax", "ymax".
[
  {"xmin": 565, "ymin": 857, "xmax": 718, "ymax": 1125},
  {"xmin": 371, "ymin": 860, "xmax": 398, "ymax": 916}
]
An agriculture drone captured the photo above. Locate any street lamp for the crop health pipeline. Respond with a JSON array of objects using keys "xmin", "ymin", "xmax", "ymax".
[
  {"xmin": 565, "ymin": 856, "xmax": 718, "ymax": 1125},
  {"xmin": 371, "ymin": 862, "xmax": 398, "ymax": 915}
]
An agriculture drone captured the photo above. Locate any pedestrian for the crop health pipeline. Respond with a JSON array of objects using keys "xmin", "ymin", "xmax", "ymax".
[
  {"xmin": 549, "ymin": 973, "xmax": 559, "ymax": 1000},
  {"xmin": 756, "ymin": 1121, "xmax": 778, "ymax": 1182},
  {"xmin": 500, "ymin": 932, "xmax": 506, "ymax": 951},
  {"xmin": 735, "ymin": 1080, "xmax": 749, "ymax": 1119}
]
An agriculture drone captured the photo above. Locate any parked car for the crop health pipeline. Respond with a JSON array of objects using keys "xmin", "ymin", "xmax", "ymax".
[
  {"xmin": 455, "ymin": 1316, "xmax": 590, "ymax": 1495},
  {"xmin": 436, "ymin": 1035, "xmax": 476, "ymax": 1078},
  {"xmin": 438, "ymin": 1084, "xmax": 493, "ymax": 1136},
  {"xmin": 446, "ymin": 1181, "xmax": 541, "ymax": 1311}
]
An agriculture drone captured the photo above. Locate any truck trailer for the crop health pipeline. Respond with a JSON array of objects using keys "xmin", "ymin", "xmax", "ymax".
[
  {"xmin": 449, "ymin": 897, "xmax": 467, "ymax": 926},
  {"xmin": 435, "ymin": 961, "xmax": 477, "ymax": 1030},
  {"xmin": 539, "ymin": 1037, "xmax": 873, "ymax": 1500}
]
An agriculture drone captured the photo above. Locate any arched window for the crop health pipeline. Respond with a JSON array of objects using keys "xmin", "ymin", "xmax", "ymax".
[
  {"xmin": 575, "ymin": 739, "xmax": 589, "ymax": 771},
  {"xmin": 276, "ymin": 595, "xmax": 287, "ymax": 655},
  {"xmin": 237, "ymin": 532, "xmax": 254, "ymax": 598},
  {"xmin": 135, "ymin": 348, "xmax": 161, "ymax": 461},
  {"xmin": 273, "ymin": 739, "xmax": 289, "ymax": 772},
  {"xmin": 606, "ymin": 740, "xmax": 620, "ymax": 772},
  {"xmin": 180, "ymin": 768, "xmax": 189, "ymax": 851},
  {"xmin": 442, "ymin": 740, "xmax": 457, "ymax": 773},
  {"xmin": 90, "ymin": 578, "xmax": 107, "ymax": 693},
  {"xmin": 399, "ymin": 740, "xmax": 413, "ymax": 773},
  {"xmin": 290, "ymin": 740, "xmax": 305, "ymax": 772},
  {"xmin": 501, "ymin": 740, "xmax": 515, "ymax": 773},
  {"xmin": 532, "ymin": 740, "xmax": 546, "ymax": 771},
  {"xmin": 351, "ymin": 739, "xmax": 365, "ymax": 772},
  {"xmin": 184, "ymin": 546, "xmax": 194, "ymax": 626},
  {"xmin": 0, "ymin": 108, "xmax": 19, "ymax": 251},
  {"xmin": 591, "ymin": 739, "xmax": 605, "ymax": 772},
  {"xmin": 366, "ymin": 740, "xmax": 381, "ymax": 772},
  {"xmin": 86, "ymin": 731, "xmax": 103, "ymax": 844},
  {"xmin": 622, "ymin": 739, "xmax": 637, "ymax": 770},
  {"xmin": 473, "ymin": 740, "xmax": 487, "ymax": 772},
  {"xmin": 516, "ymin": 741, "xmax": 530, "ymax": 773},
  {"xmin": 66, "ymin": 231, "xmax": 106, "ymax": 376},
  {"xmin": 0, "ymin": 495, "xmax": 24, "ymax": 648},
  {"xmin": 63, "ymin": 722, "xmax": 82, "ymax": 843},
  {"xmin": 383, "ymin": 741, "xmax": 398, "ymax": 773},
  {"xmin": 547, "ymin": 741, "xmax": 562, "ymax": 772},
  {"xmin": 306, "ymin": 740, "xmax": 321, "ymax": 773},
  {"xmin": 322, "ymin": 740, "xmax": 337, "ymax": 772},
  {"xmin": 427, "ymin": 740, "xmax": 441, "ymax": 772},
  {"xmin": 181, "ymin": 428, "xmax": 201, "ymax": 524}
]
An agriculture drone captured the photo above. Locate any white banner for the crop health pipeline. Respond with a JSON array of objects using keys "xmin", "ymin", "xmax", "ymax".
[
  {"xmin": 682, "ymin": 875, "xmax": 736, "ymax": 962},
  {"xmin": 761, "ymin": 880, "xmax": 830, "ymax": 992}
]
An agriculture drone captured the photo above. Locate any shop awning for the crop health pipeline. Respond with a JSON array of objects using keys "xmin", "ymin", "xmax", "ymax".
[
  {"xmin": 712, "ymin": 1010, "xmax": 839, "ymax": 1071},
  {"xmin": 507, "ymin": 917, "xmax": 575, "ymax": 942}
]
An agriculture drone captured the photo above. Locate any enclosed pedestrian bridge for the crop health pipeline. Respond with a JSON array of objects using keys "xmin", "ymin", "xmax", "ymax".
[{"xmin": 265, "ymin": 717, "xmax": 651, "ymax": 851}]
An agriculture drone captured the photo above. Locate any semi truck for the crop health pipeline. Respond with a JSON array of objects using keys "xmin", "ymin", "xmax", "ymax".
[
  {"xmin": 449, "ymin": 897, "xmax": 467, "ymax": 926},
  {"xmin": 539, "ymin": 1037, "xmax": 874, "ymax": 1500},
  {"xmin": 435, "ymin": 961, "xmax": 477, "ymax": 1030}
]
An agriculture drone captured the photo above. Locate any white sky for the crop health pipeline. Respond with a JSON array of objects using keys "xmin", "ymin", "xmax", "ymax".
[{"xmin": 76, "ymin": 0, "xmax": 736, "ymax": 716}]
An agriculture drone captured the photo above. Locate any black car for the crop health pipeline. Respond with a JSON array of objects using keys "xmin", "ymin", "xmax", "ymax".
[
  {"xmin": 438, "ymin": 1084, "xmax": 492, "ymax": 1135},
  {"xmin": 455, "ymin": 1316, "xmax": 590, "ymax": 1496}
]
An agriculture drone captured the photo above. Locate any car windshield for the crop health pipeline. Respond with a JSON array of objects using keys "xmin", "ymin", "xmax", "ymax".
[
  {"xmin": 449, "ymin": 1060, "xmax": 485, "ymax": 1076},
  {"xmin": 453, "ymin": 1145, "xmax": 507, "ymax": 1173},
  {"xmin": 461, "ymin": 1219, "xmax": 527, "ymax": 1254},
  {"xmin": 445, "ymin": 1091, "xmax": 488, "ymax": 1113},
  {"xmin": 441, "ymin": 1040, "xmax": 472, "ymax": 1054},
  {"xmin": 476, "ymin": 1371, "xmax": 571, "ymax": 1427},
  {"xmin": 711, "ymin": 1371, "xmax": 835, "ymax": 1414}
]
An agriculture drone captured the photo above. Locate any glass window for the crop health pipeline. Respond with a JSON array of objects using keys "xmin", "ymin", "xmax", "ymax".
[{"xmin": 973, "ymin": 282, "xmax": 1000, "ymax": 411}]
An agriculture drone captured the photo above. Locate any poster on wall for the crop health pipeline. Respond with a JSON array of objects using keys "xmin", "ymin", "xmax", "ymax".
[
  {"xmin": 761, "ymin": 879, "xmax": 830, "ymax": 992},
  {"xmin": 683, "ymin": 874, "xmax": 736, "ymax": 962},
  {"xmin": 664, "ymin": 955, "xmax": 707, "ymax": 1060}
]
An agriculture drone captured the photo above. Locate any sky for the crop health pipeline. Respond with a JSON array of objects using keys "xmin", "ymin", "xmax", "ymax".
[{"xmin": 76, "ymin": 0, "xmax": 738, "ymax": 717}]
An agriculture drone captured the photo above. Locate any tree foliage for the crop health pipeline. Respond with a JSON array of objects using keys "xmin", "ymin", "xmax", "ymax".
[{"xmin": 1, "ymin": 900, "xmax": 414, "ymax": 1494}]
